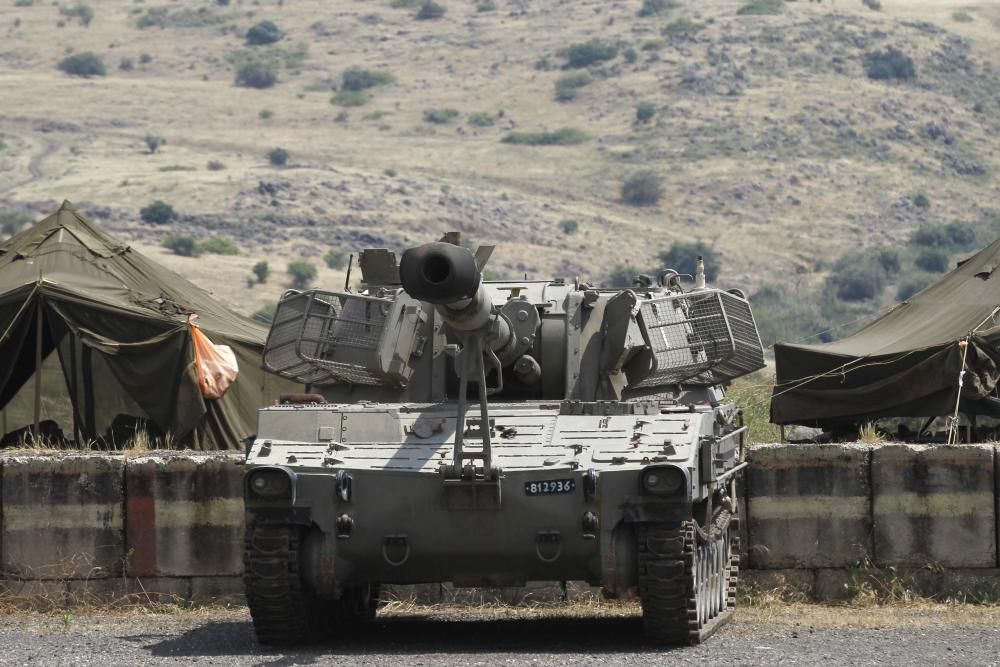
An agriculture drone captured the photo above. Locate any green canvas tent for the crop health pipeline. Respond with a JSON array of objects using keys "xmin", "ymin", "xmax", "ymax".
[
  {"xmin": 0, "ymin": 201, "xmax": 297, "ymax": 449},
  {"xmin": 771, "ymin": 238, "xmax": 1000, "ymax": 428}
]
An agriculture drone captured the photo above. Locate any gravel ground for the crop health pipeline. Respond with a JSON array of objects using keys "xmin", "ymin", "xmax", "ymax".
[{"xmin": 1, "ymin": 604, "xmax": 998, "ymax": 666}]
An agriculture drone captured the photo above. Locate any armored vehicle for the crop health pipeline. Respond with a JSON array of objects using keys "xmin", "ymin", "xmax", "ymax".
[{"xmin": 243, "ymin": 234, "xmax": 765, "ymax": 645}]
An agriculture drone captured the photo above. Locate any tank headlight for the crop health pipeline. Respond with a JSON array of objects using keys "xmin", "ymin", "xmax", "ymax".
[
  {"xmin": 641, "ymin": 466, "xmax": 684, "ymax": 496},
  {"xmin": 247, "ymin": 469, "xmax": 293, "ymax": 499}
]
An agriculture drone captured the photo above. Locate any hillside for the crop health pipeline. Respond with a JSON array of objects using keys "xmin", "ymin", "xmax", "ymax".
[{"xmin": 1, "ymin": 0, "xmax": 998, "ymax": 340}]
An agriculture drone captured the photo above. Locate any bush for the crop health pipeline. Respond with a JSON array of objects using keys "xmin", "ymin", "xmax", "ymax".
[
  {"xmin": 324, "ymin": 249, "xmax": 348, "ymax": 269},
  {"xmin": 415, "ymin": 0, "xmax": 445, "ymax": 19},
  {"xmin": 606, "ymin": 264, "xmax": 641, "ymax": 288},
  {"xmin": 162, "ymin": 235, "xmax": 198, "ymax": 257},
  {"xmin": 331, "ymin": 90, "xmax": 367, "ymax": 106},
  {"xmin": 140, "ymin": 200, "xmax": 176, "ymax": 225},
  {"xmin": 423, "ymin": 108, "xmax": 459, "ymax": 124},
  {"xmin": 119, "ymin": 57, "xmax": 134, "ymax": 71},
  {"xmin": 952, "ymin": 10, "xmax": 973, "ymax": 22},
  {"xmin": 57, "ymin": 52, "xmax": 105, "ymax": 77},
  {"xmin": 638, "ymin": 0, "xmax": 676, "ymax": 17},
  {"xmin": 144, "ymin": 134, "xmax": 165, "ymax": 154},
  {"xmin": 267, "ymin": 147, "xmax": 289, "ymax": 166},
  {"xmin": 390, "ymin": 0, "xmax": 421, "ymax": 7},
  {"xmin": 341, "ymin": 67, "xmax": 394, "ymax": 91},
  {"xmin": 827, "ymin": 248, "xmax": 899, "ymax": 302},
  {"xmin": 862, "ymin": 0, "xmax": 882, "ymax": 10},
  {"xmin": 253, "ymin": 301, "xmax": 278, "ymax": 324},
  {"xmin": 200, "ymin": 237, "xmax": 240, "ymax": 255},
  {"xmin": 501, "ymin": 128, "xmax": 587, "ymax": 146},
  {"xmin": 737, "ymin": 0, "xmax": 783, "ymax": 15},
  {"xmin": 896, "ymin": 275, "xmax": 933, "ymax": 301},
  {"xmin": 554, "ymin": 72, "xmax": 592, "ymax": 102},
  {"xmin": 621, "ymin": 170, "xmax": 663, "ymax": 206},
  {"xmin": 235, "ymin": 60, "xmax": 277, "ymax": 88},
  {"xmin": 468, "ymin": 112, "xmax": 495, "ymax": 127},
  {"xmin": 477, "ymin": 0, "xmax": 497, "ymax": 11},
  {"xmin": 565, "ymin": 40, "xmax": 618, "ymax": 68},
  {"xmin": 259, "ymin": 109, "xmax": 273, "ymax": 120},
  {"xmin": 659, "ymin": 241, "xmax": 720, "ymax": 282},
  {"xmin": 833, "ymin": 273, "xmax": 878, "ymax": 301},
  {"xmin": 864, "ymin": 47, "xmax": 915, "ymax": 81},
  {"xmin": 207, "ymin": 160, "xmax": 226, "ymax": 171},
  {"xmin": 635, "ymin": 102, "xmax": 656, "ymax": 123},
  {"xmin": 623, "ymin": 47, "xmax": 637, "ymax": 64},
  {"xmin": 287, "ymin": 261, "xmax": 317, "ymax": 289},
  {"xmin": 246, "ymin": 20, "xmax": 282, "ymax": 46},
  {"xmin": 913, "ymin": 192, "xmax": 930, "ymax": 209},
  {"xmin": 915, "ymin": 249, "xmax": 950, "ymax": 273},
  {"xmin": 140, "ymin": 53, "xmax": 152, "ymax": 65},
  {"xmin": 911, "ymin": 222, "xmax": 977, "ymax": 249},
  {"xmin": 60, "ymin": 3, "xmax": 94, "ymax": 26},
  {"xmin": 663, "ymin": 17, "xmax": 704, "ymax": 36},
  {"xmin": 252, "ymin": 261, "xmax": 270, "ymax": 284},
  {"xmin": 561, "ymin": 219, "xmax": 578, "ymax": 235}
]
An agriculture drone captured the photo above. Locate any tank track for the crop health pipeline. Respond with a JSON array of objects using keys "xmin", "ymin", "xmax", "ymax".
[
  {"xmin": 638, "ymin": 504, "xmax": 738, "ymax": 645},
  {"xmin": 244, "ymin": 523, "xmax": 379, "ymax": 645}
]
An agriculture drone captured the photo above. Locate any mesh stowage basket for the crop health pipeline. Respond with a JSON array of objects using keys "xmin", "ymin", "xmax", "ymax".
[
  {"xmin": 632, "ymin": 290, "xmax": 765, "ymax": 387},
  {"xmin": 262, "ymin": 290, "xmax": 392, "ymax": 385}
]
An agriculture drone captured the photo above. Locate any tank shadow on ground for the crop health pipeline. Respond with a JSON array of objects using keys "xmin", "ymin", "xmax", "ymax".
[{"xmin": 140, "ymin": 616, "xmax": 686, "ymax": 658}]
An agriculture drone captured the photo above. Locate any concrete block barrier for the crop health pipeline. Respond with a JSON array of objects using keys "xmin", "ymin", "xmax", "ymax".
[
  {"xmin": 747, "ymin": 444, "xmax": 872, "ymax": 569},
  {"xmin": 125, "ymin": 453, "xmax": 244, "ymax": 578},
  {"xmin": 1, "ymin": 455, "xmax": 124, "ymax": 579},
  {"xmin": 872, "ymin": 444, "xmax": 996, "ymax": 567}
]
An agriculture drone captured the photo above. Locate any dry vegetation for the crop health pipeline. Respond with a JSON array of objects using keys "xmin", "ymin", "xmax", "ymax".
[{"xmin": 0, "ymin": 0, "xmax": 999, "ymax": 323}]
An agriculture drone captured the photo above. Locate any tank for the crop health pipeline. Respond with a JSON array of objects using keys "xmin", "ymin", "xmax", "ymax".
[{"xmin": 243, "ymin": 234, "xmax": 766, "ymax": 645}]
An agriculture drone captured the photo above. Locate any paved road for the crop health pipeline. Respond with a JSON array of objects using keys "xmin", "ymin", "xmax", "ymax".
[{"xmin": 1, "ymin": 606, "xmax": 997, "ymax": 666}]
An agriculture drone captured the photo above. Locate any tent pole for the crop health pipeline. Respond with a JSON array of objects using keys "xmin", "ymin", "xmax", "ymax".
[{"xmin": 32, "ymin": 299, "xmax": 42, "ymax": 441}]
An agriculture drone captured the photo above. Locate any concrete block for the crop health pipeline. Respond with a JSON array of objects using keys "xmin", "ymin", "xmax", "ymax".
[
  {"xmin": 1, "ymin": 454, "xmax": 124, "ymax": 579},
  {"xmin": 66, "ymin": 578, "xmax": 128, "ymax": 605},
  {"xmin": 747, "ymin": 444, "xmax": 872, "ymax": 568},
  {"xmin": 124, "ymin": 576, "xmax": 191, "ymax": 604},
  {"xmin": 872, "ymin": 444, "xmax": 996, "ymax": 567},
  {"xmin": 0, "ymin": 579, "xmax": 68, "ymax": 609},
  {"xmin": 190, "ymin": 576, "xmax": 245, "ymax": 606},
  {"xmin": 125, "ymin": 453, "xmax": 244, "ymax": 577}
]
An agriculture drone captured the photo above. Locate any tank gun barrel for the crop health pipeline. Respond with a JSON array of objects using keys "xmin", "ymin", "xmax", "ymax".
[{"xmin": 400, "ymin": 242, "xmax": 511, "ymax": 345}]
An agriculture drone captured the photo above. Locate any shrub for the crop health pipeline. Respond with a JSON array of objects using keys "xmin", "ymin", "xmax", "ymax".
[
  {"xmin": 737, "ymin": 0, "xmax": 783, "ymax": 15},
  {"xmin": 606, "ymin": 264, "xmax": 641, "ymax": 288},
  {"xmin": 913, "ymin": 192, "xmax": 930, "ymax": 209},
  {"xmin": 862, "ymin": 0, "xmax": 882, "ymax": 10},
  {"xmin": 565, "ymin": 40, "xmax": 618, "ymax": 68},
  {"xmin": 253, "ymin": 301, "xmax": 278, "ymax": 323},
  {"xmin": 390, "ymin": 0, "xmax": 421, "ymax": 7},
  {"xmin": 827, "ymin": 248, "xmax": 899, "ymax": 302},
  {"xmin": 915, "ymin": 249, "xmax": 950, "ymax": 273},
  {"xmin": 259, "ymin": 109, "xmax": 273, "ymax": 120},
  {"xmin": 561, "ymin": 219, "xmax": 578, "ymax": 235},
  {"xmin": 235, "ymin": 60, "xmax": 277, "ymax": 88},
  {"xmin": 144, "ymin": 134, "xmax": 165, "ymax": 154},
  {"xmin": 638, "ymin": 0, "xmax": 676, "ymax": 17},
  {"xmin": 324, "ymin": 249, "xmax": 348, "ymax": 269},
  {"xmin": 60, "ymin": 3, "xmax": 94, "ymax": 26},
  {"xmin": 663, "ymin": 17, "xmax": 704, "ymax": 36},
  {"xmin": 199, "ymin": 237, "xmax": 239, "ymax": 255},
  {"xmin": 207, "ymin": 160, "xmax": 226, "ymax": 171},
  {"xmin": 554, "ymin": 72, "xmax": 592, "ymax": 102},
  {"xmin": 636, "ymin": 101, "xmax": 656, "ymax": 123},
  {"xmin": 864, "ymin": 47, "xmax": 915, "ymax": 81},
  {"xmin": 341, "ymin": 66, "xmax": 394, "ymax": 91},
  {"xmin": 287, "ymin": 261, "xmax": 317, "ymax": 289},
  {"xmin": 896, "ymin": 275, "xmax": 933, "ymax": 301},
  {"xmin": 468, "ymin": 112, "xmax": 495, "ymax": 127},
  {"xmin": 246, "ymin": 20, "xmax": 282, "ymax": 45},
  {"xmin": 331, "ymin": 90, "xmax": 367, "ymax": 106},
  {"xmin": 477, "ymin": 0, "xmax": 497, "ymax": 11},
  {"xmin": 911, "ymin": 222, "xmax": 977, "ymax": 249},
  {"xmin": 423, "ymin": 108, "xmax": 459, "ymax": 123},
  {"xmin": 659, "ymin": 241, "xmax": 720, "ymax": 282},
  {"xmin": 501, "ymin": 128, "xmax": 588, "ymax": 146},
  {"xmin": 162, "ymin": 235, "xmax": 198, "ymax": 257},
  {"xmin": 952, "ymin": 10, "xmax": 973, "ymax": 22},
  {"xmin": 621, "ymin": 170, "xmax": 663, "ymax": 206},
  {"xmin": 252, "ymin": 261, "xmax": 270, "ymax": 284},
  {"xmin": 623, "ymin": 47, "xmax": 637, "ymax": 64},
  {"xmin": 14, "ymin": 0, "xmax": 35, "ymax": 6},
  {"xmin": 57, "ymin": 52, "xmax": 105, "ymax": 77},
  {"xmin": 416, "ymin": 0, "xmax": 445, "ymax": 19},
  {"xmin": 267, "ymin": 147, "xmax": 289, "ymax": 166},
  {"xmin": 139, "ymin": 53, "xmax": 152, "ymax": 64},
  {"xmin": 833, "ymin": 273, "xmax": 877, "ymax": 301},
  {"xmin": 119, "ymin": 57, "xmax": 134, "ymax": 71},
  {"xmin": 140, "ymin": 200, "xmax": 176, "ymax": 225}
]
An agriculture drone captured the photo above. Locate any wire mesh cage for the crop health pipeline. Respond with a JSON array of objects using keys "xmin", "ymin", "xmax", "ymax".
[
  {"xmin": 262, "ymin": 290, "xmax": 393, "ymax": 386},
  {"xmin": 632, "ymin": 290, "xmax": 765, "ymax": 387}
]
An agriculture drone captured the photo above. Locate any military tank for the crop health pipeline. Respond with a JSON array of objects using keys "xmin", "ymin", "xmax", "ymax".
[{"xmin": 243, "ymin": 233, "xmax": 765, "ymax": 645}]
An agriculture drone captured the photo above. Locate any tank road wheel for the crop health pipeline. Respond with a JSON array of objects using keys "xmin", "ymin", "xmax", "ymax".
[
  {"xmin": 638, "ymin": 500, "xmax": 737, "ymax": 645},
  {"xmin": 244, "ymin": 523, "xmax": 379, "ymax": 645}
]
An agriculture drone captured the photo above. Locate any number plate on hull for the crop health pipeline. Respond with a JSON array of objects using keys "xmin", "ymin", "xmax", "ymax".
[{"xmin": 525, "ymin": 479, "xmax": 576, "ymax": 496}]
